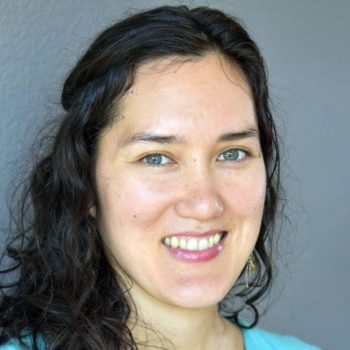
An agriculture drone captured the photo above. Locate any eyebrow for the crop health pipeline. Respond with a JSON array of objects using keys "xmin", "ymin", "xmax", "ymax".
[{"xmin": 121, "ymin": 127, "xmax": 259, "ymax": 147}]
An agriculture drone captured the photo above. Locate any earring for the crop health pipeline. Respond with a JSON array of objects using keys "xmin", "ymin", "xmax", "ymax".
[{"xmin": 245, "ymin": 253, "xmax": 257, "ymax": 289}]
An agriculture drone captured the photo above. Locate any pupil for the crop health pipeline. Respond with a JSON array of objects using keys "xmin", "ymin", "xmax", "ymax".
[
  {"xmin": 148, "ymin": 155, "xmax": 161, "ymax": 164},
  {"xmin": 225, "ymin": 150, "xmax": 238, "ymax": 160}
]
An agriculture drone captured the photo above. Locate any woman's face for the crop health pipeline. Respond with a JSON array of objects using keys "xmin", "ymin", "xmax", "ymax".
[{"xmin": 94, "ymin": 53, "xmax": 266, "ymax": 309}]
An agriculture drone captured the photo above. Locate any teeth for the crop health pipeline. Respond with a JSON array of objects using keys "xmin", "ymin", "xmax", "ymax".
[
  {"xmin": 214, "ymin": 233, "xmax": 221, "ymax": 244},
  {"xmin": 198, "ymin": 238, "xmax": 208, "ymax": 250},
  {"xmin": 179, "ymin": 238, "xmax": 187, "ymax": 249},
  {"xmin": 163, "ymin": 232, "xmax": 225, "ymax": 251},
  {"xmin": 170, "ymin": 236, "xmax": 179, "ymax": 248},
  {"xmin": 187, "ymin": 238, "xmax": 198, "ymax": 250}
]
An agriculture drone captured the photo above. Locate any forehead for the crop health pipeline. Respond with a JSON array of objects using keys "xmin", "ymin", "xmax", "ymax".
[{"xmin": 113, "ymin": 53, "xmax": 256, "ymax": 137}]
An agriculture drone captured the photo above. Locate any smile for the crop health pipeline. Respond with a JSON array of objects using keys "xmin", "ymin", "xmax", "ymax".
[
  {"xmin": 162, "ymin": 231, "xmax": 226, "ymax": 251},
  {"xmin": 161, "ymin": 230, "xmax": 228, "ymax": 263}
]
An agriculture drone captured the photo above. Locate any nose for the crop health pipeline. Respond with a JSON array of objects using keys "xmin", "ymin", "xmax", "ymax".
[{"xmin": 175, "ymin": 168, "xmax": 225, "ymax": 221}]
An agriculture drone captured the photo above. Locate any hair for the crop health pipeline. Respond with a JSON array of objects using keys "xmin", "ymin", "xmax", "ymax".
[{"xmin": 0, "ymin": 5, "xmax": 280, "ymax": 350}]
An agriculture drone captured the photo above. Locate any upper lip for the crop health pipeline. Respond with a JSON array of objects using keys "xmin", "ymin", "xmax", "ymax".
[{"xmin": 163, "ymin": 229, "xmax": 227, "ymax": 239}]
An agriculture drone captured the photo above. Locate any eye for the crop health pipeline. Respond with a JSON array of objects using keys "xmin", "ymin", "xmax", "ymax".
[
  {"xmin": 217, "ymin": 149, "xmax": 247, "ymax": 162},
  {"xmin": 142, "ymin": 153, "xmax": 173, "ymax": 167}
]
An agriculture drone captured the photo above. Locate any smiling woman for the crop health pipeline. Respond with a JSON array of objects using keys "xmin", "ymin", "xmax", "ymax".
[
  {"xmin": 94, "ymin": 54, "xmax": 267, "ymax": 316},
  {"xmin": 0, "ymin": 5, "xmax": 320, "ymax": 350}
]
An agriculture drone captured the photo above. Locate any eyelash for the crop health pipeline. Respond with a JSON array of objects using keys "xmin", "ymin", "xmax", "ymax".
[{"xmin": 141, "ymin": 149, "xmax": 249, "ymax": 167}]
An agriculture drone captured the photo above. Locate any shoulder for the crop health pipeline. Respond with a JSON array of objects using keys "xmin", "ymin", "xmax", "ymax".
[
  {"xmin": 0, "ymin": 339, "xmax": 28, "ymax": 350},
  {"xmin": 242, "ymin": 326, "xmax": 322, "ymax": 350},
  {"xmin": 0, "ymin": 334, "xmax": 46, "ymax": 350}
]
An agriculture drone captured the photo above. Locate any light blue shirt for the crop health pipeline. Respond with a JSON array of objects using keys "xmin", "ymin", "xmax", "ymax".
[
  {"xmin": 242, "ymin": 327, "xmax": 321, "ymax": 349},
  {"xmin": 0, "ymin": 327, "xmax": 321, "ymax": 349}
]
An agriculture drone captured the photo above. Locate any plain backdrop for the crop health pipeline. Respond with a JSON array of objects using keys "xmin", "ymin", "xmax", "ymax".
[{"xmin": 1, "ymin": 1, "xmax": 349, "ymax": 349}]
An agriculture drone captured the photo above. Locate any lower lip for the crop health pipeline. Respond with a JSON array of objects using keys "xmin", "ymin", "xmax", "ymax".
[{"xmin": 163, "ymin": 238, "xmax": 225, "ymax": 263}]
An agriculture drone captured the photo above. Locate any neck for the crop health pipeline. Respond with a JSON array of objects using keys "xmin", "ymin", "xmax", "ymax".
[{"xmin": 127, "ymin": 285, "xmax": 243, "ymax": 350}]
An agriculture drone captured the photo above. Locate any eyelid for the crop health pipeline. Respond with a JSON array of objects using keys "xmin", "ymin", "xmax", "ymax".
[
  {"xmin": 138, "ymin": 148, "xmax": 251, "ymax": 167},
  {"xmin": 217, "ymin": 148, "xmax": 249, "ymax": 162},
  {"xmin": 140, "ymin": 153, "xmax": 175, "ymax": 167}
]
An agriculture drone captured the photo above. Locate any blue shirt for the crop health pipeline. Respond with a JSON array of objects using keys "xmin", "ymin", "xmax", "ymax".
[
  {"xmin": 0, "ymin": 327, "xmax": 321, "ymax": 349},
  {"xmin": 242, "ymin": 327, "xmax": 321, "ymax": 349}
]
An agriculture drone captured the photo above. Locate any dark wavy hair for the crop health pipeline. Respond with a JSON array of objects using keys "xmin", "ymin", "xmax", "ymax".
[{"xmin": 0, "ymin": 5, "xmax": 280, "ymax": 350}]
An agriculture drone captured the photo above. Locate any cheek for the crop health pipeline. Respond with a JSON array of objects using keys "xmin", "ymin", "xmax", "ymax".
[
  {"xmin": 97, "ymin": 172, "xmax": 175, "ymax": 231},
  {"xmin": 224, "ymin": 167, "xmax": 266, "ymax": 222}
]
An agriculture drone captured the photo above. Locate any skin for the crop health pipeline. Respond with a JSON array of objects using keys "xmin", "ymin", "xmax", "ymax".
[{"xmin": 94, "ymin": 53, "xmax": 266, "ymax": 349}]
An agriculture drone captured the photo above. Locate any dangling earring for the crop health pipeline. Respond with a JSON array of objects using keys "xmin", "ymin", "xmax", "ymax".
[{"xmin": 245, "ymin": 253, "xmax": 257, "ymax": 289}]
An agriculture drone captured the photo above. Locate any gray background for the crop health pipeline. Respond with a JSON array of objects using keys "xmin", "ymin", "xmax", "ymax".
[{"xmin": 1, "ymin": 0, "xmax": 349, "ymax": 349}]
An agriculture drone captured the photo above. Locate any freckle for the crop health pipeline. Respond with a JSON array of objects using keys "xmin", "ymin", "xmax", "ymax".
[{"xmin": 133, "ymin": 214, "xmax": 137, "ymax": 218}]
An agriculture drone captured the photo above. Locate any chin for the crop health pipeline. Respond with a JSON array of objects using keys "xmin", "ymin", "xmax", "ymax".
[{"xmin": 163, "ymin": 280, "xmax": 233, "ymax": 310}]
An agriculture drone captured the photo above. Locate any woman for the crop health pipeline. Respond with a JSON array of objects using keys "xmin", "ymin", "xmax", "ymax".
[{"xmin": 0, "ymin": 5, "xmax": 320, "ymax": 350}]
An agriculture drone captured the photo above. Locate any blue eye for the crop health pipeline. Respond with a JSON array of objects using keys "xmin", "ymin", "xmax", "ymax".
[
  {"xmin": 217, "ymin": 149, "xmax": 247, "ymax": 162},
  {"xmin": 142, "ymin": 154, "xmax": 172, "ymax": 166}
]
